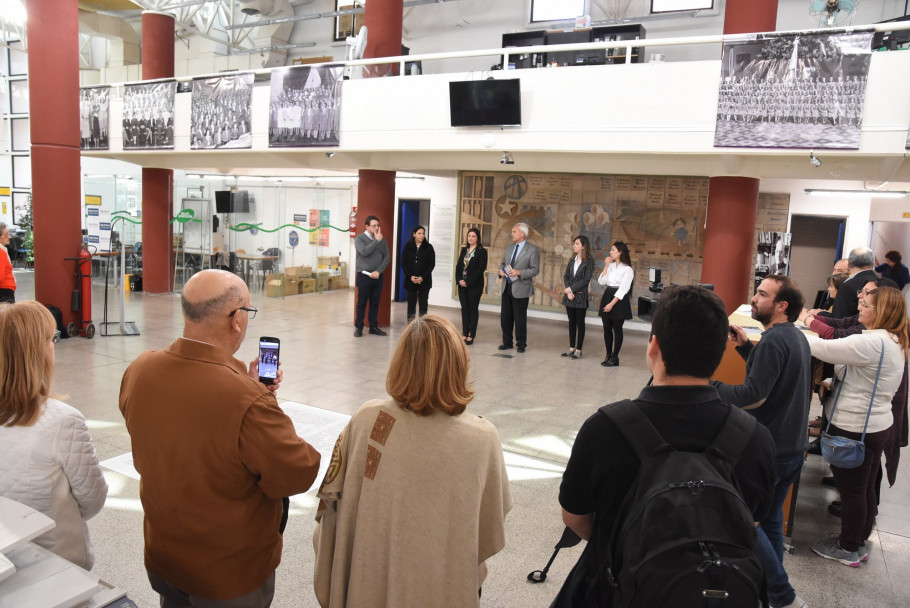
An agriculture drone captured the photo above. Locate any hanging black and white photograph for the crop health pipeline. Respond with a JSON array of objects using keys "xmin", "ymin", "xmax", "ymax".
[
  {"xmin": 122, "ymin": 81, "xmax": 176, "ymax": 150},
  {"xmin": 191, "ymin": 73, "xmax": 254, "ymax": 150},
  {"xmin": 715, "ymin": 30, "xmax": 873, "ymax": 150},
  {"xmin": 754, "ymin": 231, "xmax": 792, "ymax": 291},
  {"xmin": 80, "ymin": 86, "xmax": 110, "ymax": 150},
  {"xmin": 268, "ymin": 65, "xmax": 343, "ymax": 148}
]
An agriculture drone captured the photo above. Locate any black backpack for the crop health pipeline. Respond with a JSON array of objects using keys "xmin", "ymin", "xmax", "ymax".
[{"xmin": 599, "ymin": 400, "xmax": 765, "ymax": 608}]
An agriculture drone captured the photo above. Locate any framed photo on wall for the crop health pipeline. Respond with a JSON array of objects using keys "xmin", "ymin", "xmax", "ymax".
[{"xmin": 333, "ymin": 2, "xmax": 365, "ymax": 42}]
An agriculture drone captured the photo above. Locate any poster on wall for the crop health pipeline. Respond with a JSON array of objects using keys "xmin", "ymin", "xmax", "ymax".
[
  {"xmin": 309, "ymin": 208, "xmax": 319, "ymax": 245},
  {"xmin": 191, "ymin": 73, "xmax": 254, "ymax": 149},
  {"xmin": 715, "ymin": 30, "xmax": 873, "ymax": 149},
  {"xmin": 268, "ymin": 65, "xmax": 343, "ymax": 148},
  {"xmin": 122, "ymin": 81, "xmax": 176, "ymax": 150},
  {"xmin": 86, "ymin": 207, "xmax": 113, "ymax": 253},
  {"xmin": 80, "ymin": 86, "xmax": 110, "ymax": 150},
  {"xmin": 754, "ymin": 231, "xmax": 792, "ymax": 291},
  {"xmin": 318, "ymin": 209, "xmax": 331, "ymax": 246}
]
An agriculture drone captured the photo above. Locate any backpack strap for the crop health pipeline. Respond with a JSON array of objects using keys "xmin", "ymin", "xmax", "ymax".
[
  {"xmin": 706, "ymin": 406, "xmax": 758, "ymax": 468},
  {"xmin": 599, "ymin": 399, "xmax": 672, "ymax": 461}
]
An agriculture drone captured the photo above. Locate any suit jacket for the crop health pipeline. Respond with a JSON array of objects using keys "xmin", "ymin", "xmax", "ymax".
[
  {"xmin": 562, "ymin": 257, "xmax": 594, "ymax": 309},
  {"xmin": 831, "ymin": 269, "xmax": 878, "ymax": 318},
  {"xmin": 500, "ymin": 241, "xmax": 540, "ymax": 298},
  {"xmin": 401, "ymin": 241, "xmax": 435, "ymax": 289},
  {"xmin": 456, "ymin": 246, "xmax": 488, "ymax": 292}
]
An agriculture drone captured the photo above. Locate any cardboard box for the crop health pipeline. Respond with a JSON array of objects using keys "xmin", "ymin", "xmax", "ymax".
[
  {"xmin": 329, "ymin": 276, "xmax": 348, "ymax": 290},
  {"xmin": 266, "ymin": 274, "xmax": 284, "ymax": 298},
  {"xmin": 284, "ymin": 277, "xmax": 301, "ymax": 296},
  {"xmin": 299, "ymin": 265, "xmax": 312, "ymax": 278},
  {"xmin": 339, "ymin": 262, "xmax": 348, "ymax": 276},
  {"xmin": 301, "ymin": 278, "xmax": 316, "ymax": 294},
  {"xmin": 286, "ymin": 266, "xmax": 305, "ymax": 278},
  {"xmin": 316, "ymin": 276, "xmax": 329, "ymax": 291}
]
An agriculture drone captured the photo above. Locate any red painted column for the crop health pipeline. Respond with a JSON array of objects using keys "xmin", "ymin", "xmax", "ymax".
[
  {"xmin": 702, "ymin": 177, "xmax": 760, "ymax": 314},
  {"xmin": 141, "ymin": 11, "xmax": 176, "ymax": 293},
  {"xmin": 353, "ymin": 0, "xmax": 402, "ymax": 325},
  {"xmin": 355, "ymin": 171, "xmax": 396, "ymax": 327},
  {"xmin": 25, "ymin": 0, "xmax": 82, "ymax": 323},
  {"xmin": 701, "ymin": 0, "xmax": 779, "ymax": 313}
]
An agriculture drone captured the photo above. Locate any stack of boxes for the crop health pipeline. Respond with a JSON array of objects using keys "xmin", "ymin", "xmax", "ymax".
[{"xmin": 265, "ymin": 261, "xmax": 349, "ymax": 297}]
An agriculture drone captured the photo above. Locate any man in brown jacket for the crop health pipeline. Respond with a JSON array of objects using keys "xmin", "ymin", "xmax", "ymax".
[{"xmin": 120, "ymin": 269, "xmax": 321, "ymax": 608}]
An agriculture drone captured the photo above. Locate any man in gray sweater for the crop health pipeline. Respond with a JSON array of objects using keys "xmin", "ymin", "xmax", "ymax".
[
  {"xmin": 353, "ymin": 215, "xmax": 390, "ymax": 337},
  {"xmin": 712, "ymin": 275, "xmax": 811, "ymax": 608}
]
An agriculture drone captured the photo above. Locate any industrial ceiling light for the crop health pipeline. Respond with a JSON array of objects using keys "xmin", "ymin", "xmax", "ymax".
[
  {"xmin": 500, "ymin": 151, "xmax": 514, "ymax": 165},
  {"xmin": 804, "ymin": 189, "xmax": 909, "ymax": 198},
  {"xmin": 809, "ymin": 151, "xmax": 822, "ymax": 167}
]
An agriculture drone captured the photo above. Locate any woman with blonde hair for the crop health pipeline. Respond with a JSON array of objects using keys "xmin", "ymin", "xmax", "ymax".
[
  {"xmin": 314, "ymin": 315, "xmax": 512, "ymax": 607},
  {"xmin": 806, "ymin": 286, "xmax": 909, "ymax": 567},
  {"xmin": 0, "ymin": 301, "xmax": 108, "ymax": 570}
]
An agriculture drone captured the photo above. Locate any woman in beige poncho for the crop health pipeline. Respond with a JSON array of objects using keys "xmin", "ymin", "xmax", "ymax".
[{"xmin": 314, "ymin": 315, "xmax": 513, "ymax": 607}]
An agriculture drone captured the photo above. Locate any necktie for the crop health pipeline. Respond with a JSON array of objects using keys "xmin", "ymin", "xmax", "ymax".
[{"xmin": 510, "ymin": 244, "xmax": 519, "ymax": 266}]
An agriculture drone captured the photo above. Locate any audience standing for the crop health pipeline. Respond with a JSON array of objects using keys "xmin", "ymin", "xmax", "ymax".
[{"xmin": 875, "ymin": 250, "xmax": 909, "ymax": 291}]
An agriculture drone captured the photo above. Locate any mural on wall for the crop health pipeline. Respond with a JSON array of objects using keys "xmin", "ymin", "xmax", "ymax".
[
  {"xmin": 457, "ymin": 172, "xmax": 710, "ymax": 313},
  {"xmin": 715, "ymin": 30, "xmax": 873, "ymax": 150}
]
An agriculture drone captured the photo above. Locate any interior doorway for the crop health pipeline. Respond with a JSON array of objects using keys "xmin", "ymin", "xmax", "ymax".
[
  {"xmin": 395, "ymin": 198, "xmax": 430, "ymax": 302},
  {"xmin": 788, "ymin": 215, "xmax": 845, "ymax": 309}
]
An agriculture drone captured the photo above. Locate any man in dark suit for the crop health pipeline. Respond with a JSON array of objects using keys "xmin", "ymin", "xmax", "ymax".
[
  {"xmin": 498, "ymin": 222, "xmax": 540, "ymax": 353},
  {"xmin": 830, "ymin": 247, "xmax": 878, "ymax": 318}
]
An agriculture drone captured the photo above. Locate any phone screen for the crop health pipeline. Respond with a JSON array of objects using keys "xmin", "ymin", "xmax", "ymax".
[{"xmin": 258, "ymin": 337, "xmax": 280, "ymax": 385}]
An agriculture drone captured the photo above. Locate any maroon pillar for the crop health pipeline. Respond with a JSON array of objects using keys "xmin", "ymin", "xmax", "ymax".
[
  {"xmin": 702, "ymin": 177, "xmax": 760, "ymax": 314},
  {"xmin": 141, "ymin": 11, "xmax": 175, "ymax": 293},
  {"xmin": 353, "ymin": 0, "xmax": 402, "ymax": 324},
  {"xmin": 25, "ymin": 0, "xmax": 82, "ymax": 323},
  {"xmin": 701, "ymin": 0, "xmax": 779, "ymax": 313},
  {"xmin": 355, "ymin": 171, "xmax": 396, "ymax": 327}
]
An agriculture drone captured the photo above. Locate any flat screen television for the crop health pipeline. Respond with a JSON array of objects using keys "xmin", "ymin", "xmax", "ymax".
[
  {"xmin": 449, "ymin": 79, "xmax": 521, "ymax": 127},
  {"xmin": 215, "ymin": 190, "xmax": 250, "ymax": 213},
  {"xmin": 215, "ymin": 190, "xmax": 232, "ymax": 213}
]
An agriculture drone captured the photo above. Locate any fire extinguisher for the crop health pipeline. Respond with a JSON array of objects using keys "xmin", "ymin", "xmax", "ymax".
[
  {"xmin": 78, "ymin": 244, "xmax": 92, "ymax": 325},
  {"xmin": 349, "ymin": 206, "xmax": 357, "ymax": 239}
]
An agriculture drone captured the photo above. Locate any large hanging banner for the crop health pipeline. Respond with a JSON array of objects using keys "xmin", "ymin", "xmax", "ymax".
[
  {"xmin": 268, "ymin": 65, "xmax": 343, "ymax": 147},
  {"xmin": 191, "ymin": 73, "xmax": 254, "ymax": 149},
  {"xmin": 715, "ymin": 30, "xmax": 873, "ymax": 149},
  {"xmin": 80, "ymin": 86, "xmax": 110, "ymax": 150},
  {"xmin": 122, "ymin": 81, "xmax": 176, "ymax": 150}
]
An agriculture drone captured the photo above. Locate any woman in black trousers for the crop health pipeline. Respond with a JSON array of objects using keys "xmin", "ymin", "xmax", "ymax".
[
  {"xmin": 455, "ymin": 228, "xmax": 487, "ymax": 345},
  {"xmin": 561, "ymin": 236, "xmax": 594, "ymax": 359},
  {"xmin": 401, "ymin": 226, "xmax": 436, "ymax": 321},
  {"xmin": 596, "ymin": 241, "xmax": 634, "ymax": 367}
]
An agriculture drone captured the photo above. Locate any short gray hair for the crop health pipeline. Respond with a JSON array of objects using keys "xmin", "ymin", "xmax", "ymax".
[
  {"xmin": 0, "ymin": 222, "xmax": 7, "ymax": 235},
  {"xmin": 514, "ymin": 223, "xmax": 529, "ymax": 237},
  {"xmin": 181, "ymin": 283, "xmax": 245, "ymax": 322},
  {"xmin": 848, "ymin": 247, "xmax": 874, "ymax": 269}
]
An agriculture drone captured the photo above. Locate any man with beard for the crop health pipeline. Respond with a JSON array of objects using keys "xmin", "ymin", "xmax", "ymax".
[{"xmin": 712, "ymin": 275, "xmax": 812, "ymax": 608}]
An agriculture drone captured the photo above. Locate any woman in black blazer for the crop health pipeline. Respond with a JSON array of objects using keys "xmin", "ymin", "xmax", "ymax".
[
  {"xmin": 561, "ymin": 235, "xmax": 595, "ymax": 359},
  {"xmin": 401, "ymin": 226, "xmax": 436, "ymax": 321},
  {"xmin": 455, "ymin": 228, "xmax": 488, "ymax": 345}
]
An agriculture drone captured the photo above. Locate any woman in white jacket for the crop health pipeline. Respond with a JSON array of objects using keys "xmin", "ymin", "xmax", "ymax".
[
  {"xmin": 0, "ymin": 301, "xmax": 108, "ymax": 570},
  {"xmin": 805, "ymin": 286, "xmax": 909, "ymax": 568}
]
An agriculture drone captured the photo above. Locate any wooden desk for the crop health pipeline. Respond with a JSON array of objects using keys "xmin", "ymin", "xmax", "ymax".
[{"xmin": 236, "ymin": 253, "xmax": 278, "ymax": 286}]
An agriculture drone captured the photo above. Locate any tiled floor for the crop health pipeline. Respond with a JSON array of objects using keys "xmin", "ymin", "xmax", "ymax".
[{"xmin": 14, "ymin": 267, "xmax": 910, "ymax": 607}]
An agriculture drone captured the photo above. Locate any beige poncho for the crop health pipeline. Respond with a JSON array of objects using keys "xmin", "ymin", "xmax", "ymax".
[{"xmin": 314, "ymin": 399, "xmax": 513, "ymax": 607}]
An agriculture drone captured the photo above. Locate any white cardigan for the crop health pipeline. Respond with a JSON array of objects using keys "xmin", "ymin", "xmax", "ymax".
[
  {"xmin": 806, "ymin": 329, "xmax": 904, "ymax": 434},
  {"xmin": 0, "ymin": 398, "xmax": 108, "ymax": 569}
]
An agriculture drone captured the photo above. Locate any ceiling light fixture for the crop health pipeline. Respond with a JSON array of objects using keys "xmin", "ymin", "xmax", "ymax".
[{"xmin": 804, "ymin": 189, "xmax": 909, "ymax": 198}]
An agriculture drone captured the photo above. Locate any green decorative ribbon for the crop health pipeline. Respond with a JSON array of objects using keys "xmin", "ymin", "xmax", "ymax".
[{"xmin": 229, "ymin": 223, "xmax": 351, "ymax": 233}]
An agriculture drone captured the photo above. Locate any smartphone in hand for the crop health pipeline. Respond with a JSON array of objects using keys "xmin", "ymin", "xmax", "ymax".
[{"xmin": 258, "ymin": 336, "xmax": 280, "ymax": 385}]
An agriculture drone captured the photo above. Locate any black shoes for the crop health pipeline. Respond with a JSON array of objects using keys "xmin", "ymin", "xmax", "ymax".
[
  {"xmin": 601, "ymin": 357, "xmax": 619, "ymax": 367},
  {"xmin": 822, "ymin": 476, "xmax": 836, "ymax": 488},
  {"xmin": 354, "ymin": 328, "xmax": 363, "ymax": 337},
  {"xmin": 517, "ymin": 346, "xmax": 526, "ymax": 353},
  {"xmin": 828, "ymin": 500, "xmax": 842, "ymax": 518},
  {"xmin": 808, "ymin": 438, "xmax": 822, "ymax": 455},
  {"xmin": 369, "ymin": 327, "xmax": 387, "ymax": 336},
  {"xmin": 498, "ymin": 344, "xmax": 513, "ymax": 351}
]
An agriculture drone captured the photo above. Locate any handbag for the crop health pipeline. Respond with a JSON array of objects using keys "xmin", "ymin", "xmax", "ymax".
[{"xmin": 820, "ymin": 339, "xmax": 885, "ymax": 470}]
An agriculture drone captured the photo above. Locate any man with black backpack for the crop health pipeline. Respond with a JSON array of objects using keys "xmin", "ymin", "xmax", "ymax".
[{"xmin": 556, "ymin": 285, "xmax": 777, "ymax": 607}]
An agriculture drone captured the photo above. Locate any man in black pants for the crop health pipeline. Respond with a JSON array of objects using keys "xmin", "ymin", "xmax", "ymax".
[
  {"xmin": 353, "ymin": 216, "xmax": 390, "ymax": 337},
  {"xmin": 498, "ymin": 223, "xmax": 540, "ymax": 353}
]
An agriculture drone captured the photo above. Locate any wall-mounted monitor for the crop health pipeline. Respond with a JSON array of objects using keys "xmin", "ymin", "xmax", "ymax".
[
  {"xmin": 449, "ymin": 79, "xmax": 521, "ymax": 127},
  {"xmin": 651, "ymin": 0, "xmax": 714, "ymax": 14},
  {"xmin": 215, "ymin": 190, "xmax": 250, "ymax": 213},
  {"xmin": 215, "ymin": 190, "xmax": 232, "ymax": 213}
]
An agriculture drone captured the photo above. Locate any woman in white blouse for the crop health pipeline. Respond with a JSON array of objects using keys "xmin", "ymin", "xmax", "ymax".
[
  {"xmin": 0, "ymin": 301, "xmax": 108, "ymax": 570},
  {"xmin": 596, "ymin": 241, "xmax": 634, "ymax": 367},
  {"xmin": 805, "ymin": 286, "xmax": 908, "ymax": 567}
]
